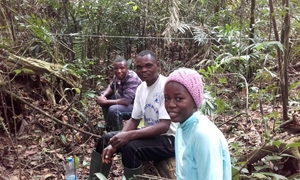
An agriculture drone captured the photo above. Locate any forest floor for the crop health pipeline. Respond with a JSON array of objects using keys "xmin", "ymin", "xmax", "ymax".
[{"xmin": 0, "ymin": 68, "xmax": 300, "ymax": 180}]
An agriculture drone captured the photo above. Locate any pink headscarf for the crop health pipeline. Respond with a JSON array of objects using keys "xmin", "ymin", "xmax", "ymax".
[{"xmin": 165, "ymin": 68, "xmax": 204, "ymax": 108}]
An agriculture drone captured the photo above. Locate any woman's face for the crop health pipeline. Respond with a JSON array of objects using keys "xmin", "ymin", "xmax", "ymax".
[{"xmin": 164, "ymin": 81, "xmax": 197, "ymax": 123}]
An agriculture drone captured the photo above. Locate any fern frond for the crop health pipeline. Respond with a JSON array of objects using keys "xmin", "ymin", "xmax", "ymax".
[{"xmin": 73, "ymin": 36, "xmax": 83, "ymax": 60}]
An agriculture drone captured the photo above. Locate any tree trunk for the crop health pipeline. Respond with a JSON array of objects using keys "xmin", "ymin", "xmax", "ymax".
[
  {"xmin": 280, "ymin": 0, "xmax": 290, "ymax": 121},
  {"xmin": 247, "ymin": 0, "xmax": 256, "ymax": 81},
  {"xmin": 268, "ymin": 0, "xmax": 289, "ymax": 121}
]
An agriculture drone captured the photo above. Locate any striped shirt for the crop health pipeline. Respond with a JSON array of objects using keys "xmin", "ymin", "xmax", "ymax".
[{"xmin": 110, "ymin": 70, "xmax": 141, "ymax": 104}]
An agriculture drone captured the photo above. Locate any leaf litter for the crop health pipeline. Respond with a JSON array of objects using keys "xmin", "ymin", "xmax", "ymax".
[{"xmin": 1, "ymin": 70, "xmax": 300, "ymax": 179}]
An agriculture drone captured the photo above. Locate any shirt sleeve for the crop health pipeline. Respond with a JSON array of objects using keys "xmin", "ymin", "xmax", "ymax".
[
  {"xmin": 123, "ymin": 75, "xmax": 141, "ymax": 104},
  {"xmin": 158, "ymin": 93, "xmax": 171, "ymax": 120},
  {"xmin": 109, "ymin": 77, "xmax": 116, "ymax": 91},
  {"xmin": 194, "ymin": 129, "xmax": 225, "ymax": 180},
  {"xmin": 131, "ymin": 84, "xmax": 143, "ymax": 119}
]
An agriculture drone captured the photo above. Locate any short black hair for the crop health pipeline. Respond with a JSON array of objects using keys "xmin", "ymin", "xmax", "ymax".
[
  {"xmin": 114, "ymin": 56, "xmax": 127, "ymax": 64},
  {"xmin": 137, "ymin": 50, "xmax": 157, "ymax": 61}
]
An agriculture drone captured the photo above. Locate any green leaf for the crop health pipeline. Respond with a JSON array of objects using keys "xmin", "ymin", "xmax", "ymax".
[
  {"xmin": 30, "ymin": 13, "xmax": 36, "ymax": 19},
  {"xmin": 80, "ymin": 99, "xmax": 87, "ymax": 107},
  {"xmin": 0, "ymin": 25, "xmax": 9, "ymax": 29},
  {"xmin": 265, "ymin": 155, "xmax": 282, "ymax": 161},
  {"xmin": 45, "ymin": 36, "xmax": 51, "ymax": 44},
  {"xmin": 60, "ymin": 135, "xmax": 67, "ymax": 144},
  {"xmin": 14, "ymin": 69, "xmax": 22, "ymax": 75},
  {"xmin": 269, "ymin": 41, "xmax": 284, "ymax": 52},
  {"xmin": 132, "ymin": 5, "xmax": 138, "ymax": 11},
  {"xmin": 280, "ymin": 153, "xmax": 298, "ymax": 158},
  {"xmin": 0, "ymin": 43, "xmax": 9, "ymax": 49},
  {"xmin": 127, "ymin": 1, "xmax": 134, "ymax": 5},
  {"xmin": 207, "ymin": 66, "xmax": 212, "ymax": 74},
  {"xmin": 252, "ymin": 173, "xmax": 267, "ymax": 179},
  {"xmin": 21, "ymin": 68, "xmax": 35, "ymax": 74},
  {"xmin": 74, "ymin": 88, "xmax": 81, "ymax": 94},
  {"xmin": 253, "ymin": 165, "xmax": 268, "ymax": 171},
  {"xmin": 271, "ymin": 140, "xmax": 283, "ymax": 148},
  {"xmin": 231, "ymin": 166, "xmax": 240, "ymax": 180},
  {"xmin": 214, "ymin": 98, "xmax": 225, "ymax": 113},
  {"xmin": 285, "ymin": 142, "xmax": 300, "ymax": 148},
  {"xmin": 74, "ymin": 155, "xmax": 80, "ymax": 168},
  {"xmin": 199, "ymin": 69, "xmax": 208, "ymax": 78},
  {"xmin": 42, "ymin": 147, "xmax": 49, "ymax": 153},
  {"xmin": 255, "ymin": 43, "xmax": 264, "ymax": 51},
  {"xmin": 240, "ymin": 167, "xmax": 249, "ymax": 174},
  {"xmin": 205, "ymin": 100, "xmax": 215, "ymax": 109},
  {"xmin": 258, "ymin": 172, "xmax": 288, "ymax": 180},
  {"xmin": 218, "ymin": 77, "xmax": 227, "ymax": 84},
  {"xmin": 289, "ymin": 81, "xmax": 300, "ymax": 91}
]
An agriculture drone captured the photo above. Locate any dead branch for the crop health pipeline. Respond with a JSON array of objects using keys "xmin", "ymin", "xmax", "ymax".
[
  {"xmin": 233, "ymin": 135, "xmax": 275, "ymax": 178},
  {"xmin": 279, "ymin": 119, "xmax": 294, "ymax": 128},
  {"xmin": 217, "ymin": 113, "xmax": 246, "ymax": 127},
  {"xmin": 0, "ymin": 116, "xmax": 20, "ymax": 165},
  {"xmin": 238, "ymin": 135, "xmax": 300, "ymax": 168},
  {"xmin": 2, "ymin": 88, "xmax": 101, "ymax": 138},
  {"xmin": 1, "ymin": 49, "xmax": 82, "ymax": 88}
]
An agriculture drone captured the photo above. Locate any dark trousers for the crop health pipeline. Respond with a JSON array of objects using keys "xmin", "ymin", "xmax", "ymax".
[
  {"xmin": 95, "ymin": 132, "xmax": 175, "ymax": 169},
  {"xmin": 100, "ymin": 93, "xmax": 133, "ymax": 131}
]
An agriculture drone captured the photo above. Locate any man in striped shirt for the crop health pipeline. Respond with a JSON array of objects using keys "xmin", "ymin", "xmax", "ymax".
[{"xmin": 95, "ymin": 56, "xmax": 141, "ymax": 131}]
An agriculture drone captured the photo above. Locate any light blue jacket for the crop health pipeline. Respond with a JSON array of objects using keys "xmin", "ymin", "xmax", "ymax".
[{"xmin": 175, "ymin": 112, "xmax": 231, "ymax": 180}]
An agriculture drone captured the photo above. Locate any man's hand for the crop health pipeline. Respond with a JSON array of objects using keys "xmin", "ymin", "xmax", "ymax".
[
  {"xmin": 108, "ymin": 131, "xmax": 131, "ymax": 149},
  {"xmin": 95, "ymin": 95, "xmax": 107, "ymax": 106},
  {"xmin": 102, "ymin": 145, "xmax": 116, "ymax": 164}
]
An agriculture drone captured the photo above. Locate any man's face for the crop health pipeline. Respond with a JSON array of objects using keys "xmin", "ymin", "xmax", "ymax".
[
  {"xmin": 135, "ymin": 54, "xmax": 159, "ymax": 86},
  {"xmin": 113, "ymin": 61, "xmax": 128, "ymax": 80}
]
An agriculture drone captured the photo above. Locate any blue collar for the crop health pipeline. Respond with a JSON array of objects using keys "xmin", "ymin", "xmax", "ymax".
[{"xmin": 179, "ymin": 111, "xmax": 200, "ymax": 130}]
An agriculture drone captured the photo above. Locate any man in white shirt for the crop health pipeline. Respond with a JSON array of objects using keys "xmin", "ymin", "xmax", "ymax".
[{"xmin": 88, "ymin": 50, "xmax": 177, "ymax": 180}]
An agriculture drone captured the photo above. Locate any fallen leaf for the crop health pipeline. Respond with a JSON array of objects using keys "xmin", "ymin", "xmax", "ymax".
[
  {"xmin": 10, "ymin": 176, "xmax": 19, "ymax": 180},
  {"xmin": 30, "ymin": 161, "xmax": 38, "ymax": 166},
  {"xmin": 24, "ymin": 149, "xmax": 38, "ymax": 157},
  {"xmin": 75, "ymin": 132, "xmax": 82, "ymax": 143},
  {"xmin": 227, "ymin": 137, "xmax": 236, "ymax": 143},
  {"xmin": 28, "ymin": 145, "xmax": 38, "ymax": 149},
  {"xmin": 55, "ymin": 152, "xmax": 64, "ymax": 161},
  {"xmin": 62, "ymin": 115, "xmax": 68, "ymax": 123},
  {"xmin": 43, "ymin": 173, "xmax": 54, "ymax": 179}
]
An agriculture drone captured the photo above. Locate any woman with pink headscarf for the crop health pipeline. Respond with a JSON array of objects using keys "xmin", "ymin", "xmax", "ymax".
[{"xmin": 164, "ymin": 68, "xmax": 231, "ymax": 180}]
